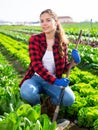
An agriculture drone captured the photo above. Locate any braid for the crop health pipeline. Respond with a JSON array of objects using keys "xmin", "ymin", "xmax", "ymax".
[{"xmin": 55, "ymin": 23, "xmax": 68, "ymax": 57}]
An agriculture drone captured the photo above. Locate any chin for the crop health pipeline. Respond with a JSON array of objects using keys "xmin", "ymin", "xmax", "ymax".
[{"xmin": 44, "ymin": 31, "xmax": 51, "ymax": 34}]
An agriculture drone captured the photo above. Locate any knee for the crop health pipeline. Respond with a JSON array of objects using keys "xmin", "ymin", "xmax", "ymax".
[
  {"xmin": 20, "ymin": 80, "xmax": 35, "ymax": 99},
  {"xmin": 68, "ymin": 95, "xmax": 75, "ymax": 106},
  {"xmin": 20, "ymin": 84, "xmax": 40, "ymax": 105},
  {"xmin": 20, "ymin": 86, "xmax": 28, "ymax": 101},
  {"xmin": 20, "ymin": 83, "xmax": 27, "ymax": 98},
  {"xmin": 62, "ymin": 94, "xmax": 75, "ymax": 107},
  {"xmin": 20, "ymin": 82, "xmax": 31, "ymax": 103}
]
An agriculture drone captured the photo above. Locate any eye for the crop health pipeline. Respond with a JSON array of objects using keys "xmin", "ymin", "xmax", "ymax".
[
  {"xmin": 47, "ymin": 19, "xmax": 51, "ymax": 21},
  {"xmin": 40, "ymin": 20, "xmax": 44, "ymax": 23},
  {"xmin": 46, "ymin": 18, "xmax": 51, "ymax": 22}
]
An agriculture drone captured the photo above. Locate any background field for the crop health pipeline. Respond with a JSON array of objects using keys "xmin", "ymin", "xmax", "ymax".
[{"xmin": 0, "ymin": 22, "xmax": 98, "ymax": 130}]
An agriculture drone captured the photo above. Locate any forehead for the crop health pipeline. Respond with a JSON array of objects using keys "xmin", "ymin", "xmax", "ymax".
[{"xmin": 40, "ymin": 12, "xmax": 52, "ymax": 19}]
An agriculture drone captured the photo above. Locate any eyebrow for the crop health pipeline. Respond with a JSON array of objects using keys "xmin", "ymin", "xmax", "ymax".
[{"xmin": 40, "ymin": 17, "xmax": 52, "ymax": 20}]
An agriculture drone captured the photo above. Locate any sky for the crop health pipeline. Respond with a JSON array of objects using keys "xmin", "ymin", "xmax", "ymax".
[{"xmin": 0, "ymin": 0, "xmax": 98, "ymax": 22}]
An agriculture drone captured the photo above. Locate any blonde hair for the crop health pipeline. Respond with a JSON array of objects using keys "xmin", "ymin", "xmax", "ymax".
[{"xmin": 40, "ymin": 9, "xmax": 68, "ymax": 57}]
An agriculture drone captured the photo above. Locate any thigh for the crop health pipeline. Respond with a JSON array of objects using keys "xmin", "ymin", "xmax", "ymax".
[
  {"xmin": 20, "ymin": 75, "xmax": 43, "ymax": 95},
  {"xmin": 42, "ymin": 81, "xmax": 61, "ymax": 101},
  {"xmin": 42, "ymin": 81, "xmax": 75, "ymax": 106}
]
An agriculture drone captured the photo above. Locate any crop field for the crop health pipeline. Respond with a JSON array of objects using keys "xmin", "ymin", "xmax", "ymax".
[{"xmin": 0, "ymin": 22, "xmax": 98, "ymax": 130}]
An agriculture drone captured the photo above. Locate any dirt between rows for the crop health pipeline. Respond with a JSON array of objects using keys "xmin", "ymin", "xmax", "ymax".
[
  {"xmin": 69, "ymin": 38, "xmax": 98, "ymax": 48},
  {"xmin": 10, "ymin": 29, "xmax": 98, "ymax": 48},
  {"xmin": 64, "ymin": 122, "xmax": 89, "ymax": 130}
]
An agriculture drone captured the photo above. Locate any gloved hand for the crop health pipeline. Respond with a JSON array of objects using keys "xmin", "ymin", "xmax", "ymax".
[
  {"xmin": 54, "ymin": 78, "xmax": 70, "ymax": 87},
  {"xmin": 72, "ymin": 49, "xmax": 81, "ymax": 64}
]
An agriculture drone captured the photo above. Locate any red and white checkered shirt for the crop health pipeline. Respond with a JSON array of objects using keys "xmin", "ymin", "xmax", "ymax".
[{"xmin": 19, "ymin": 32, "xmax": 70, "ymax": 87}]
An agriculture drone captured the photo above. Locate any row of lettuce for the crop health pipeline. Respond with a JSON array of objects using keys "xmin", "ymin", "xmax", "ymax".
[
  {"xmin": 0, "ymin": 52, "xmax": 57, "ymax": 130},
  {"xmin": 63, "ymin": 22, "xmax": 98, "ymax": 38},
  {"xmin": 0, "ymin": 32, "xmax": 97, "ymax": 74},
  {"xmin": 0, "ymin": 26, "xmax": 98, "ymax": 129},
  {"xmin": 0, "ymin": 22, "xmax": 98, "ymax": 42}
]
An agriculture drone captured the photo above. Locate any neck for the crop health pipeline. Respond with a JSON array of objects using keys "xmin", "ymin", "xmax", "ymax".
[{"xmin": 45, "ymin": 31, "xmax": 55, "ymax": 40}]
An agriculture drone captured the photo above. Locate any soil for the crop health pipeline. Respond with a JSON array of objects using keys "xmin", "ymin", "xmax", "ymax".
[
  {"xmin": 10, "ymin": 29, "xmax": 98, "ymax": 48},
  {"xmin": 69, "ymin": 38, "xmax": 98, "ymax": 48},
  {"xmin": 0, "ymin": 45, "xmax": 26, "ymax": 78},
  {"xmin": 64, "ymin": 122, "xmax": 89, "ymax": 130}
]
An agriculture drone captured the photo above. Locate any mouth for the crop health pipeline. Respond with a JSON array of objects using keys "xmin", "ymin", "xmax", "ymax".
[{"xmin": 43, "ymin": 26, "xmax": 49, "ymax": 30}]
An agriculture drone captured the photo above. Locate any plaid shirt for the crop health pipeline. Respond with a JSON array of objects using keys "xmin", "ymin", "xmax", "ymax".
[{"xmin": 19, "ymin": 32, "xmax": 70, "ymax": 86}]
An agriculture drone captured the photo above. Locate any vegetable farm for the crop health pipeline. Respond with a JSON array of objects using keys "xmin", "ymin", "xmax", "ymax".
[{"xmin": 0, "ymin": 22, "xmax": 98, "ymax": 130}]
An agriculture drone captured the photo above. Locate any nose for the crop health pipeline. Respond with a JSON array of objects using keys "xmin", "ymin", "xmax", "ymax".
[{"xmin": 41, "ymin": 21, "xmax": 47, "ymax": 26}]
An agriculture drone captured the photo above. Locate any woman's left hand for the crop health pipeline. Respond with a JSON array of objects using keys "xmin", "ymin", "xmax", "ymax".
[{"xmin": 71, "ymin": 49, "xmax": 81, "ymax": 64}]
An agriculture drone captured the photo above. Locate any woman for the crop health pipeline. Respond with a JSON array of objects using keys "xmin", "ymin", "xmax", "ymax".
[{"xmin": 19, "ymin": 9, "xmax": 80, "ymax": 117}]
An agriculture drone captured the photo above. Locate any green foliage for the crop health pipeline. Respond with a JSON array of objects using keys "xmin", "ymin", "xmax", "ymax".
[
  {"xmin": 78, "ymin": 106, "xmax": 98, "ymax": 127},
  {"xmin": 65, "ymin": 91, "xmax": 87, "ymax": 117},
  {"xmin": 17, "ymin": 104, "xmax": 41, "ymax": 122},
  {"xmin": 86, "ymin": 94, "xmax": 98, "ymax": 107},
  {"xmin": 0, "ymin": 53, "xmax": 23, "ymax": 114},
  {"xmin": 0, "ymin": 104, "xmax": 56, "ymax": 130},
  {"xmin": 93, "ymin": 119, "xmax": 98, "ymax": 130}
]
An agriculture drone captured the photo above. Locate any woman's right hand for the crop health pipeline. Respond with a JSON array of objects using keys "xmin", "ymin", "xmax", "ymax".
[{"xmin": 54, "ymin": 78, "xmax": 70, "ymax": 87}]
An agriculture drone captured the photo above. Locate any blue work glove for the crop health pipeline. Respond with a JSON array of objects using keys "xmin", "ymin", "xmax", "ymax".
[
  {"xmin": 72, "ymin": 49, "xmax": 81, "ymax": 64},
  {"xmin": 54, "ymin": 78, "xmax": 70, "ymax": 87}
]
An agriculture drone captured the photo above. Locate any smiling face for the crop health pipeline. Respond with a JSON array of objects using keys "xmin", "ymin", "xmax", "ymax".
[{"xmin": 40, "ymin": 12, "xmax": 57, "ymax": 34}]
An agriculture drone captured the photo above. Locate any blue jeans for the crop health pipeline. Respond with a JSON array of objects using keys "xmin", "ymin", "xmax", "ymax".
[{"xmin": 20, "ymin": 74, "xmax": 75, "ymax": 106}]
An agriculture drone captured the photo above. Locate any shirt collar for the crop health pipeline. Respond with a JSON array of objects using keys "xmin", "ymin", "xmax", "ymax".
[{"xmin": 40, "ymin": 32, "xmax": 59, "ymax": 47}]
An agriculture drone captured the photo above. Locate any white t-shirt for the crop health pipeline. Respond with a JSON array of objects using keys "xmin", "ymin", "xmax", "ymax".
[
  {"xmin": 42, "ymin": 50, "xmax": 55, "ymax": 75},
  {"xmin": 35, "ymin": 50, "xmax": 55, "ymax": 76}
]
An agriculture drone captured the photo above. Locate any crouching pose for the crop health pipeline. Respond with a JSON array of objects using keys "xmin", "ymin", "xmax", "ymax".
[{"xmin": 19, "ymin": 9, "xmax": 81, "ymax": 129}]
